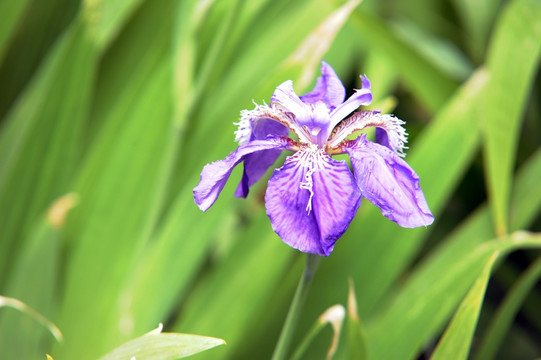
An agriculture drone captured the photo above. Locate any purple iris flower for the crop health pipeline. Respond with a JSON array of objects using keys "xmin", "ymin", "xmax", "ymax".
[{"xmin": 194, "ymin": 61, "xmax": 434, "ymax": 256}]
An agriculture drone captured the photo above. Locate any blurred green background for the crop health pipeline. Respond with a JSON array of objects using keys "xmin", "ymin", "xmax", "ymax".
[{"xmin": 0, "ymin": 0, "xmax": 540, "ymax": 359}]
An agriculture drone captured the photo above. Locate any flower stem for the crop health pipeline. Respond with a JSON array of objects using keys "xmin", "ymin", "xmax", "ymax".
[{"xmin": 272, "ymin": 253, "xmax": 321, "ymax": 360}]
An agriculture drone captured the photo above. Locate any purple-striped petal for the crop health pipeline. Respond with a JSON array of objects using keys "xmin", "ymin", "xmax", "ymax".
[
  {"xmin": 194, "ymin": 136, "xmax": 295, "ymax": 211},
  {"xmin": 300, "ymin": 61, "xmax": 346, "ymax": 109},
  {"xmin": 344, "ymin": 135, "xmax": 433, "ymax": 227},
  {"xmin": 265, "ymin": 149, "xmax": 361, "ymax": 256}
]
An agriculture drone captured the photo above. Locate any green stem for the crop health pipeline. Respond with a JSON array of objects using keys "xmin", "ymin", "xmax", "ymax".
[{"xmin": 272, "ymin": 253, "xmax": 321, "ymax": 360}]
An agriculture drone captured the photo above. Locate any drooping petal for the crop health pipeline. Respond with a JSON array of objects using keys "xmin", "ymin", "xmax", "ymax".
[
  {"xmin": 234, "ymin": 107, "xmax": 290, "ymax": 198},
  {"xmin": 328, "ymin": 110, "xmax": 408, "ymax": 156},
  {"xmin": 300, "ymin": 61, "xmax": 346, "ymax": 109},
  {"xmin": 234, "ymin": 147, "xmax": 283, "ymax": 198},
  {"xmin": 194, "ymin": 136, "xmax": 295, "ymax": 211},
  {"xmin": 344, "ymin": 135, "xmax": 433, "ymax": 227},
  {"xmin": 328, "ymin": 75, "xmax": 372, "ymax": 130},
  {"xmin": 265, "ymin": 148, "xmax": 361, "ymax": 256}
]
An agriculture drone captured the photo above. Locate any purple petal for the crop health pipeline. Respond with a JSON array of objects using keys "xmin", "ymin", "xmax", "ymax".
[
  {"xmin": 194, "ymin": 137, "xmax": 294, "ymax": 211},
  {"xmin": 300, "ymin": 61, "xmax": 346, "ymax": 109},
  {"xmin": 235, "ymin": 118, "xmax": 289, "ymax": 198},
  {"xmin": 271, "ymin": 81, "xmax": 310, "ymax": 123},
  {"xmin": 235, "ymin": 104, "xmax": 291, "ymax": 145},
  {"xmin": 328, "ymin": 75, "xmax": 372, "ymax": 130},
  {"xmin": 265, "ymin": 149, "xmax": 362, "ymax": 256},
  {"xmin": 344, "ymin": 135, "xmax": 434, "ymax": 227},
  {"xmin": 235, "ymin": 147, "xmax": 284, "ymax": 198},
  {"xmin": 271, "ymin": 80, "xmax": 334, "ymax": 145}
]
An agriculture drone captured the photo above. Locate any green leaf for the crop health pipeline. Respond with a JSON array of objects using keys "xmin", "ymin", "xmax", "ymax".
[
  {"xmin": 510, "ymin": 149, "xmax": 541, "ymax": 231},
  {"xmin": 475, "ymin": 256, "xmax": 541, "ymax": 360},
  {"xmin": 98, "ymin": 325, "xmax": 225, "ymax": 360},
  {"xmin": 391, "ymin": 18, "xmax": 473, "ymax": 81},
  {"xmin": 356, "ymin": 147, "xmax": 541, "ymax": 360},
  {"xmin": 367, "ymin": 232, "xmax": 541, "ymax": 360},
  {"xmin": 0, "ymin": 20, "xmax": 96, "ymax": 286},
  {"xmin": 350, "ymin": 10, "xmax": 459, "ymax": 113},
  {"xmin": 0, "ymin": 194, "xmax": 74, "ymax": 359},
  {"xmin": 81, "ymin": 0, "xmax": 147, "ymax": 50},
  {"xmin": 291, "ymin": 305, "xmax": 346, "ymax": 360},
  {"xmin": 170, "ymin": 210, "xmax": 293, "ymax": 360},
  {"xmin": 280, "ymin": 0, "xmax": 362, "ymax": 90},
  {"xmin": 334, "ymin": 280, "xmax": 368, "ymax": 360},
  {"xmin": 451, "ymin": 0, "xmax": 503, "ymax": 62},
  {"xmin": 480, "ymin": 0, "xmax": 541, "ymax": 236},
  {"xmin": 0, "ymin": 0, "xmax": 32, "ymax": 62},
  {"xmin": 55, "ymin": 58, "xmax": 174, "ymax": 358},
  {"xmin": 430, "ymin": 252, "xmax": 498, "ymax": 360}
]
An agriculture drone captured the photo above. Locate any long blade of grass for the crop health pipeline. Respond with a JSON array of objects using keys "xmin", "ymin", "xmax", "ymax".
[
  {"xmin": 0, "ymin": 0, "xmax": 149, "ymax": 287},
  {"xmin": 480, "ymin": 0, "xmax": 541, "ymax": 236},
  {"xmin": 367, "ymin": 232, "xmax": 541, "ymax": 360},
  {"xmin": 430, "ymin": 252, "xmax": 498, "ymax": 360},
  {"xmin": 0, "ymin": 20, "xmax": 96, "ymax": 286},
  {"xmin": 0, "ymin": 211, "xmax": 65, "ymax": 359},
  {"xmin": 362, "ymin": 145, "xmax": 541, "ymax": 360},
  {"xmin": 349, "ymin": 10, "xmax": 460, "ymax": 113},
  {"xmin": 474, "ymin": 255, "xmax": 541, "ymax": 360},
  {"xmin": 54, "ymin": 58, "xmax": 174, "ymax": 358},
  {"xmin": 171, "ymin": 210, "xmax": 293, "ymax": 360},
  {"xmin": 53, "ymin": 3, "xmax": 178, "ymax": 357},
  {"xmin": 451, "ymin": 0, "xmax": 503, "ymax": 62},
  {"xmin": 0, "ymin": 0, "xmax": 32, "ymax": 63}
]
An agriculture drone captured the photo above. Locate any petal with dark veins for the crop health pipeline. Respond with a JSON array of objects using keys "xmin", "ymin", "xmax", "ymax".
[
  {"xmin": 345, "ymin": 135, "xmax": 434, "ymax": 227},
  {"xmin": 265, "ymin": 149, "xmax": 361, "ymax": 256}
]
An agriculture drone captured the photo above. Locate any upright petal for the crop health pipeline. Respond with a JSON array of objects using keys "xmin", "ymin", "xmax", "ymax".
[
  {"xmin": 300, "ymin": 61, "xmax": 346, "ymax": 109},
  {"xmin": 328, "ymin": 75, "xmax": 372, "ymax": 130},
  {"xmin": 265, "ymin": 148, "xmax": 361, "ymax": 256},
  {"xmin": 271, "ymin": 81, "xmax": 311, "ymax": 124},
  {"xmin": 344, "ymin": 135, "xmax": 433, "ymax": 227},
  {"xmin": 194, "ymin": 136, "xmax": 295, "ymax": 211},
  {"xmin": 272, "ymin": 80, "xmax": 335, "ymax": 145}
]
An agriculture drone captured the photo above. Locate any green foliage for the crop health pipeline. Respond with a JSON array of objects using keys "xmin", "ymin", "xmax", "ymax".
[
  {"xmin": 98, "ymin": 325, "xmax": 225, "ymax": 360},
  {"xmin": 0, "ymin": 0, "xmax": 540, "ymax": 359}
]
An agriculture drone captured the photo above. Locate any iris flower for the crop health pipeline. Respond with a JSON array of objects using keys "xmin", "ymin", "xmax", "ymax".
[{"xmin": 194, "ymin": 62, "xmax": 433, "ymax": 256}]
